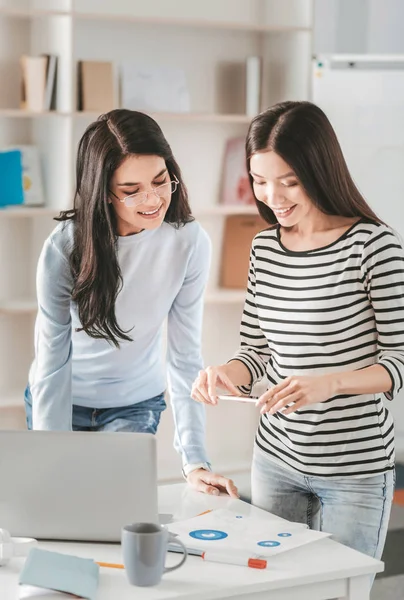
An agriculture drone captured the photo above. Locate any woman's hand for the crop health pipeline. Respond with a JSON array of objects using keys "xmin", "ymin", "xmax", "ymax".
[
  {"xmin": 256, "ymin": 374, "xmax": 337, "ymax": 415},
  {"xmin": 191, "ymin": 365, "xmax": 240, "ymax": 405},
  {"xmin": 187, "ymin": 468, "xmax": 239, "ymax": 498}
]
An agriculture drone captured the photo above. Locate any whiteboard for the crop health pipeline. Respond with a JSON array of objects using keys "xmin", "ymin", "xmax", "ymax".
[{"xmin": 312, "ymin": 55, "xmax": 404, "ymax": 240}]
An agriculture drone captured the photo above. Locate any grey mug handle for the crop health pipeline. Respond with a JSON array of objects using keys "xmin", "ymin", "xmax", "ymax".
[{"xmin": 164, "ymin": 538, "xmax": 188, "ymax": 573}]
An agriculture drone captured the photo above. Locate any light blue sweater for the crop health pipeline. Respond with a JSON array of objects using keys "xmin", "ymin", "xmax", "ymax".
[{"xmin": 29, "ymin": 219, "xmax": 211, "ymax": 466}]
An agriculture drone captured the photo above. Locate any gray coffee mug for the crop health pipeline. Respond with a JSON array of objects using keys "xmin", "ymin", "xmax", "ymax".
[{"xmin": 122, "ymin": 522, "xmax": 188, "ymax": 587}]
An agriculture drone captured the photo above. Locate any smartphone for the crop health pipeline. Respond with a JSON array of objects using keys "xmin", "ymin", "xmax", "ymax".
[{"xmin": 217, "ymin": 395, "xmax": 258, "ymax": 404}]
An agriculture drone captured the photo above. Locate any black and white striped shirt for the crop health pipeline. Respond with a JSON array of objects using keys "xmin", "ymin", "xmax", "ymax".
[{"xmin": 233, "ymin": 220, "xmax": 404, "ymax": 477}]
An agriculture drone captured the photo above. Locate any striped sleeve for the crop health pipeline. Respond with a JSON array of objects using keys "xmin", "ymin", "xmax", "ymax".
[
  {"xmin": 361, "ymin": 226, "xmax": 404, "ymax": 399},
  {"xmin": 230, "ymin": 242, "xmax": 271, "ymax": 390}
]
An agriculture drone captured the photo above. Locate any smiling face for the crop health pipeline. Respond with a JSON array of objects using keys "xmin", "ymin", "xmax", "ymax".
[
  {"xmin": 109, "ymin": 154, "xmax": 172, "ymax": 236},
  {"xmin": 250, "ymin": 150, "xmax": 320, "ymax": 227}
]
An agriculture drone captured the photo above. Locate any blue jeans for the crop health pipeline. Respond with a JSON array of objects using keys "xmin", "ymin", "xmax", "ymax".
[
  {"xmin": 251, "ymin": 448, "xmax": 395, "ymax": 562},
  {"xmin": 24, "ymin": 386, "xmax": 166, "ymax": 434}
]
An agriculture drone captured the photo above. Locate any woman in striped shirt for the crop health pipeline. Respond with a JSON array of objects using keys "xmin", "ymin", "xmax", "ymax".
[{"xmin": 192, "ymin": 101, "xmax": 404, "ymax": 564}]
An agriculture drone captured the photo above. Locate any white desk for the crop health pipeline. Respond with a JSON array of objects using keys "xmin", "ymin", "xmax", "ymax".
[{"xmin": 1, "ymin": 483, "xmax": 383, "ymax": 600}]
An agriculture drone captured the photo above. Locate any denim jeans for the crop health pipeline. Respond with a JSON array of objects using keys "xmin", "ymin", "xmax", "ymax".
[
  {"xmin": 24, "ymin": 386, "xmax": 166, "ymax": 434},
  {"xmin": 251, "ymin": 447, "xmax": 395, "ymax": 562}
]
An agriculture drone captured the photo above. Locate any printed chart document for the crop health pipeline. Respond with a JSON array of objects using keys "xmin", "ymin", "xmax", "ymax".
[{"xmin": 169, "ymin": 509, "xmax": 330, "ymax": 568}]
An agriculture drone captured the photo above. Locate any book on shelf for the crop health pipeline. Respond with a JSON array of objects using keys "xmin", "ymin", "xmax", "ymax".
[
  {"xmin": 20, "ymin": 54, "xmax": 58, "ymax": 112},
  {"xmin": 77, "ymin": 61, "xmax": 115, "ymax": 113},
  {"xmin": 0, "ymin": 149, "xmax": 24, "ymax": 207},
  {"xmin": 0, "ymin": 146, "xmax": 44, "ymax": 207},
  {"xmin": 10, "ymin": 146, "xmax": 44, "ymax": 206},
  {"xmin": 43, "ymin": 54, "xmax": 58, "ymax": 111},
  {"xmin": 245, "ymin": 56, "xmax": 262, "ymax": 117},
  {"xmin": 220, "ymin": 137, "xmax": 255, "ymax": 207},
  {"xmin": 121, "ymin": 63, "xmax": 190, "ymax": 113},
  {"xmin": 220, "ymin": 214, "xmax": 266, "ymax": 289},
  {"xmin": 20, "ymin": 55, "xmax": 47, "ymax": 112}
]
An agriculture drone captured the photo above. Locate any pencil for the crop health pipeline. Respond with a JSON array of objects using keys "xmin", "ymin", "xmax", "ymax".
[
  {"xmin": 96, "ymin": 561, "xmax": 124, "ymax": 569},
  {"xmin": 197, "ymin": 509, "xmax": 213, "ymax": 516}
]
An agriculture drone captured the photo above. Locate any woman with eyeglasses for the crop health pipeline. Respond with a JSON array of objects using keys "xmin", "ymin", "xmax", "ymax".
[
  {"xmin": 25, "ymin": 109, "xmax": 238, "ymax": 498},
  {"xmin": 191, "ymin": 101, "xmax": 404, "ymax": 570}
]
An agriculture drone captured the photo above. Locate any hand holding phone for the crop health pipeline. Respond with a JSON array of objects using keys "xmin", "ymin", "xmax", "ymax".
[{"xmin": 217, "ymin": 395, "xmax": 258, "ymax": 404}]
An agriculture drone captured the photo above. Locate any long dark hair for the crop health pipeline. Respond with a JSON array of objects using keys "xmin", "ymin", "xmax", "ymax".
[
  {"xmin": 246, "ymin": 101, "xmax": 382, "ymax": 226},
  {"xmin": 57, "ymin": 109, "xmax": 193, "ymax": 347}
]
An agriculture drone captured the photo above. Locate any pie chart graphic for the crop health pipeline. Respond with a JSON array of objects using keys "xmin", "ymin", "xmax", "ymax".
[
  {"xmin": 257, "ymin": 540, "xmax": 281, "ymax": 547},
  {"xmin": 189, "ymin": 529, "xmax": 228, "ymax": 541}
]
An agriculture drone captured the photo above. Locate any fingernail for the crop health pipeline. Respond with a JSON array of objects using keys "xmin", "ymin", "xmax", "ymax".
[{"xmin": 211, "ymin": 489, "xmax": 219, "ymax": 496}]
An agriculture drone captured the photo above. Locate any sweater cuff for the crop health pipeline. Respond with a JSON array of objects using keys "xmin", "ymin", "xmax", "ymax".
[{"xmin": 182, "ymin": 462, "xmax": 211, "ymax": 479}]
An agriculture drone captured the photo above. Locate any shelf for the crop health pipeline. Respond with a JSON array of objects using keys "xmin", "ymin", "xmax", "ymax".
[
  {"xmin": 72, "ymin": 12, "xmax": 311, "ymax": 34},
  {"xmin": 0, "ymin": 299, "xmax": 37, "ymax": 315},
  {"xmin": 0, "ymin": 7, "xmax": 312, "ymax": 34},
  {"xmin": 0, "ymin": 205, "xmax": 257, "ymax": 218},
  {"xmin": 0, "ymin": 293, "xmax": 245, "ymax": 314},
  {"xmin": 204, "ymin": 290, "xmax": 245, "ymax": 304},
  {"xmin": 0, "ymin": 7, "xmax": 69, "ymax": 19},
  {"xmin": 195, "ymin": 205, "xmax": 258, "ymax": 216},
  {"xmin": 0, "ymin": 389, "xmax": 25, "ymax": 410},
  {"xmin": 0, "ymin": 206, "xmax": 59, "ymax": 218},
  {"xmin": 74, "ymin": 111, "xmax": 252, "ymax": 124},
  {"xmin": 0, "ymin": 109, "xmax": 70, "ymax": 118},
  {"xmin": 0, "ymin": 109, "xmax": 251, "ymax": 123}
]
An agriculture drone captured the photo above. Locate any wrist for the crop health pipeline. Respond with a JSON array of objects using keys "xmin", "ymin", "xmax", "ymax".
[
  {"xmin": 224, "ymin": 360, "xmax": 252, "ymax": 387},
  {"xmin": 182, "ymin": 462, "xmax": 211, "ymax": 479},
  {"xmin": 327, "ymin": 372, "xmax": 342, "ymax": 396}
]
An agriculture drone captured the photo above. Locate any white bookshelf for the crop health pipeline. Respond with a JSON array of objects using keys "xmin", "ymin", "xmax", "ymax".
[
  {"xmin": 0, "ymin": 206, "xmax": 58, "ymax": 217},
  {"xmin": 0, "ymin": 109, "xmax": 71, "ymax": 117},
  {"xmin": 0, "ymin": 290, "xmax": 246, "ymax": 316},
  {"xmin": 0, "ymin": 0, "xmax": 313, "ymax": 480},
  {"xmin": 204, "ymin": 290, "xmax": 246, "ymax": 304},
  {"xmin": 0, "ymin": 299, "xmax": 37, "ymax": 314}
]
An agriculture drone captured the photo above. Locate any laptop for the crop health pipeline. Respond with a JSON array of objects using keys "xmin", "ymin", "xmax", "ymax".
[{"xmin": 0, "ymin": 430, "xmax": 158, "ymax": 542}]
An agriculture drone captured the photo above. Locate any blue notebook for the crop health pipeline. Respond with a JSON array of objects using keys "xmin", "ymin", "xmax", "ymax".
[
  {"xmin": 19, "ymin": 548, "xmax": 99, "ymax": 600},
  {"xmin": 0, "ymin": 148, "xmax": 24, "ymax": 207}
]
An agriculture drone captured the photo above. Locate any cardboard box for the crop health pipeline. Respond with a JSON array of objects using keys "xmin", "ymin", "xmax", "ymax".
[{"xmin": 220, "ymin": 214, "xmax": 267, "ymax": 289}]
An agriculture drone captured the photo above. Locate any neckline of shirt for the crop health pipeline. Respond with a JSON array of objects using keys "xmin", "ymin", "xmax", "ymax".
[
  {"xmin": 276, "ymin": 218, "xmax": 367, "ymax": 256},
  {"xmin": 117, "ymin": 226, "xmax": 160, "ymax": 246}
]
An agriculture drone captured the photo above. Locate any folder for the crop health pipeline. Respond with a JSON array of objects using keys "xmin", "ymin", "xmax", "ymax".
[{"xmin": 19, "ymin": 548, "xmax": 99, "ymax": 600}]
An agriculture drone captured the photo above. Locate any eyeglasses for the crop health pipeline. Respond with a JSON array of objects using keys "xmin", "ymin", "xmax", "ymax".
[{"xmin": 111, "ymin": 176, "xmax": 179, "ymax": 208}]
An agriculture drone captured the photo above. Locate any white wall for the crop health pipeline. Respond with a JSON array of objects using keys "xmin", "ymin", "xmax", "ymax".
[
  {"xmin": 314, "ymin": 0, "xmax": 404, "ymax": 54},
  {"xmin": 314, "ymin": 0, "xmax": 367, "ymax": 53},
  {"xmin": 313, "ymin": 0, "xmax": 339, "ymax": 54},
  {"xmin": 367, "ymin": 0, "xmax": 404, "ymax": 53}
]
